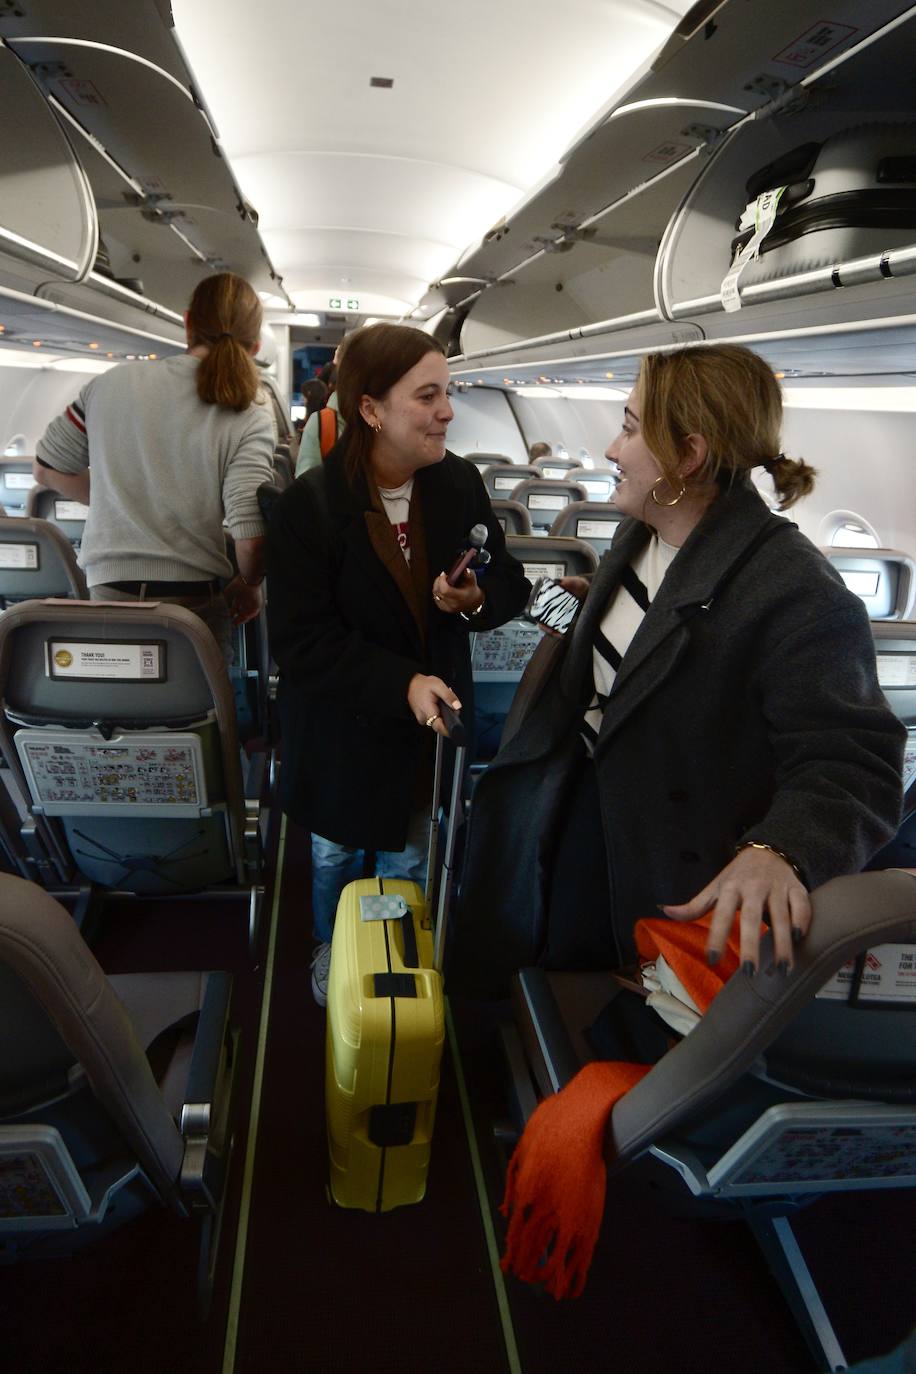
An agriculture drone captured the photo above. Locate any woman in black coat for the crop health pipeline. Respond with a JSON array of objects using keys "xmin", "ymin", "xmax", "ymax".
[
  {"xmin": 267, "ymin": 324, "xmax": 529, "ymax": 1002},
  {"xmin": 451, "ymin": 343, "xmax": 905, "ymax": 998}
]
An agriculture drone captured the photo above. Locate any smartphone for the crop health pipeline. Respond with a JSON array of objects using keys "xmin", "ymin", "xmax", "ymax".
[{"xmin": 524, "ymin": 577, "xmax": 581, "ymax": 635}]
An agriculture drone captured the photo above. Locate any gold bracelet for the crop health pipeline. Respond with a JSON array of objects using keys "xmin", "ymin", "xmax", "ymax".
[
  {"xmin": 460, "ymin": 594, "xmax": 485, "ymax": 622},
  {"xmin": 735, "ymin": 841, "xmax": 803, "ymax": 881}
]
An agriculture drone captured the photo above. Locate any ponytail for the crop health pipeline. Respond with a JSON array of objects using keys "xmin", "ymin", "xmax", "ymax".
[
  {"xmin": 186, "ymin": 273, "xmax": 262, "ymax": 412},
  {"xmin": 762, "ymin": 453, "xmax": 817, "ymax": 510}
]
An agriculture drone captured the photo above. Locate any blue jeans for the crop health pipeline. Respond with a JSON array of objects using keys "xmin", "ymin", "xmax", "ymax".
[{"xmin": 311, "ymin": 808, "xmax": 430, "ymax": 944}]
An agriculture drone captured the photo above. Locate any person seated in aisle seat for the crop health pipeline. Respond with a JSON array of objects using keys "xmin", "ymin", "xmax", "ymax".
[
  {"xmin": 267, "ymin": 323, "xmax": 531, "ymax": 1006},
  {"xmin": 450, "ymin": 343, "xmax": 906, "ymax": 998},
  {"xmin": 529, "ymin": 441, "xmax": 552, "ymax": 461},
  {"xmin": 33, "ymin": 273, "xmax": 274, "ymax": 664}
]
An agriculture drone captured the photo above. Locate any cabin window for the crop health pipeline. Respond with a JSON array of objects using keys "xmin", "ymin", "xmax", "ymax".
[
  {"xmin": 3, "ymin": 435, "xmax": 27, "ymax": 456},
  {"xmin": 819, "ymin": 511, "xmax": 881, "ymax": 550}
]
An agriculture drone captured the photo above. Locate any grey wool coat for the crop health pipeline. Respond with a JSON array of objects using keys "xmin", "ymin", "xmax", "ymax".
[{"xmin": 449, "ymin": 479, "xmax": 906, "ymax": 999}]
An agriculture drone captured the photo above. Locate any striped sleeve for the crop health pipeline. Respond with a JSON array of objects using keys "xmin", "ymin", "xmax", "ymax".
[{"xmin": 35, "ymin": 380, "xmax": 93, "ymax": 473}]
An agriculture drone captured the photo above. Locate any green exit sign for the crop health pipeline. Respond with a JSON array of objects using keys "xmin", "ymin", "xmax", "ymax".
[
  {"xmin": 328, "ymin": 297, "xmax": 341, "ymax": 309},
  {"xmin": 347, "ymin": 298, "xmax": 359, "ymax": 310}
]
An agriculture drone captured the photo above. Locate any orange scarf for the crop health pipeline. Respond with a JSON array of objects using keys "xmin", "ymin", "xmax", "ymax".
[{"xmin": 500, "ymin": 914, "xmax": 744, "ymax": 1299}]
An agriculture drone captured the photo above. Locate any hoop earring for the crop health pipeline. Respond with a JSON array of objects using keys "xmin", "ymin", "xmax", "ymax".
[{"xmin": 650, "ymin": 476, "xmax": 687, "ymax": 508}]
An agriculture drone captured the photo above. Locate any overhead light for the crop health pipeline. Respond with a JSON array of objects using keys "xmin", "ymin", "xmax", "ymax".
[
  {"xmin": 32, "ymin": 340, "xmax": 43, "ymax": 348},
  {"xmin": 555, "ymin": 385, "xmax": 628, "ymax": 400},
  {"xmin": 88, "ymin": 342, "xmax": 100, "ymax": 350},
  {"xmin": 289, "ymin": 312, "xmax": 320, "ymax": 327},
  {"xmin": 0, "ymin": 348, "xmax": 54, "ymax": 369},
  {"xmin": 513, "ymin": 384, "xmax": 627, "ymax": 400},
  {"xmin": 781, "ymin": 386, "xmax": 916, "ymax": 412},
  {"xmin": 50, "ymin": 358, "xmax": 117, "ymax": 374}
]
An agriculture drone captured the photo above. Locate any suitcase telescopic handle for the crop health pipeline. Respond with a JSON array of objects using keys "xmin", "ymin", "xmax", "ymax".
[
  {"xmin": 437, "ymin": 699, "xmax": 466, "ymax": 746},
  {"xmin": 426, "ymin": 707, "xmax": 468, "ymax": 974}
]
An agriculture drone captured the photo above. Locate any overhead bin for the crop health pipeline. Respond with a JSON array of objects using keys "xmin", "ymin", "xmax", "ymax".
[
  {"xmin": 659, "ymin": 13, "xmax": 916, "ymax": 326},
  {"xmin": 440, "ymin": 0, "xmax": 916, "ymax": 373},
  {"xmin": 3, "ymin": 36, "xmax": 280, "ymax": 312},
  {"xmin": 0, "ymin": 45, "xmax": 95, "ymax": 293}
]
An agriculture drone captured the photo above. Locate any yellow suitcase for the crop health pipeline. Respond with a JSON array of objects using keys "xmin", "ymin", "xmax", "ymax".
[{"xmin": 325, "ymin": 713, "xmax": 465, "ymax": 1212}]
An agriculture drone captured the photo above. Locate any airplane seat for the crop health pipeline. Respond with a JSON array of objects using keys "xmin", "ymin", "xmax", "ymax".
[
  {"xmin": 508, "ymin": 869, "xmax": 916, "ymax": 1371},
  {"xmin": 0, "ymin": 515, "xmax": 88, "ymax": 606},
  {"xmin": 565, "ymin": 467, "xmax": 617, "ymax": 503},
  {"xmin": 0, "ymin": 599, "xmax": 262, "ymax": 895},
  {"xmin": 510, "ymin": 478, "xmax": 589, "ymax": 534},
  {"xmin": 0, "ymin": 871, "xmax": 236, "ymax": 1270},
  {"xmin": 866, "ymin": 621, "xmax": 916, "ymax": 872},
  {"xmin": 471, "ymin": 535, "xmax": 598, "ymax": 762},
  {"xmin": 483, "ymin": 464, "xmax": 540, "ymax": 500},
  {"xmin": 821, "ymin": 547, "xmax": 915, "ymax": 621},
  {"xmin": 25, "ymin": 487, "xmax": 88, "ymax": 553},
  {"xmin": 549, "ymin": 501, "xmax": 626, "ymax": 556},
  {"xmin": 532, "ymin": 456, "xmax": 579, "ymax": 480},
  {"xmin": 463, "ymin": 452, "xmax": 509, "ymax": 475},
  {"xmin": 0, "ymin": 459, "xmax": 38, "ymax": 516},
  {"xmin": 490, "ymin": 500, "xmax": 533, "ymax": 536}
]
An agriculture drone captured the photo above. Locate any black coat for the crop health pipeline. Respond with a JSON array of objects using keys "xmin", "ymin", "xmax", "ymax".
[
  {"xmin": 267, "ymin": 447, "xmax": 530, "ymax": 848},
  {"xmin": 450, "ymin": 480, "xmax": 906, "ymax": 997}
]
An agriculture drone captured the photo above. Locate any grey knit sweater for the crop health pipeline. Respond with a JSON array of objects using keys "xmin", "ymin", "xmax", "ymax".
[{"xmin": 36, "ymin": 354, "xmax": 275, "ymax": 586}]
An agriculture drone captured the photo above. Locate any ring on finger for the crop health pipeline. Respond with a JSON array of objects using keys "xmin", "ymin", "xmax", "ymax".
[{"xmin": 425, "ymin": 714, "xmax": 439, "ymax": 728}]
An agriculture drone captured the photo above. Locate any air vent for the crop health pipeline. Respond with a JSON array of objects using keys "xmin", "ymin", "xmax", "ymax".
[
  {"xmin": 326, "ymin": 314, "xmax": 347, "ymax": 323},
  {"xmin": 370, "ymin": 76, "xmax": 394, "ymax": 88}
]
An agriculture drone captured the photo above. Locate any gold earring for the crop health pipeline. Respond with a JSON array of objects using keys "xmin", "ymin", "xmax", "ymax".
[
  {"xmin": 371, "ymin": 420, "xmax": 382, "ymax": 434},
  {"xmin": 650, "ymin": 476, "xmax": 687, "ymax": 507}
]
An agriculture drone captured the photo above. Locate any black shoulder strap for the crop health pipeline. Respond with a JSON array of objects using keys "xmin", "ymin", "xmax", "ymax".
[{"xmin": 698, "ymin": 517, "xmax": 793, "ymax": 613}]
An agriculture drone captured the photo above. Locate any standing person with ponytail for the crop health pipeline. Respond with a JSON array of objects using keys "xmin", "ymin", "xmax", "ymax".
[
  {"xmin": 33, "ymin": 272, "xmax": 274, "ymax": 661},
  {"xmin": 451, "ymin": 343, "xmax": 905, "ymax": 998}
]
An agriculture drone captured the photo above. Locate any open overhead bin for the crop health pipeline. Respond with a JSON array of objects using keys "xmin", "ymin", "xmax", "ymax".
[
  {"xmin": 434, "ymin": 0, "xmax": 916, "ymax": 373},
  {"xmin": 0, "ymin": 0, "xmax": 288, "ymax": 354}
]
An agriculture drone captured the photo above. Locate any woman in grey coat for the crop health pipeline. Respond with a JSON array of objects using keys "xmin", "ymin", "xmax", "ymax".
[{"xmin": 450, "ymin": 344, "xmax": 905, "ymax": 999}]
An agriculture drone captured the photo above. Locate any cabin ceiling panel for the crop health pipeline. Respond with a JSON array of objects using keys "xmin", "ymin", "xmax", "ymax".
[
  {"xmin": 262, "ymin": 228, "xmax": 448, "ymax": 290},
  {"xmin": 170, "ymin": 0, "xmax": 697, "ymax": 308},
  {"xmin": 173, "ymin": 0, "xmax": 690, "ymax": 183}
]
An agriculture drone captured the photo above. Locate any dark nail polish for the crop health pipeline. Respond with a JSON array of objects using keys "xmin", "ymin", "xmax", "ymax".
[
  {"xmin": 707, "ymin": 949, "xmax": 720, "ymax": 967},
  {"xmin": 791, "ymin": 926, "xmax": 804, "ymax": 946},
  {"xmin": 777, "ymin": 959, "xmax": 790, "ymax": 976},
  {"xmin": 742, "ymin": 960, "xmax": 756, "ymax": 979}
]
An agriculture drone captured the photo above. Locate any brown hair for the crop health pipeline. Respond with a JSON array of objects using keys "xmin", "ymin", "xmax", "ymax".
[
  {"xmin": 186, "ymin": 272, "xmax": 262, "ymax": 412},
  {"xmin": 637, "ymin": 344, "xmax": 816, "ymax": 510},
  {"xmin": 336, "ymin": 324, "xmax": 445, "ymax": 485}
]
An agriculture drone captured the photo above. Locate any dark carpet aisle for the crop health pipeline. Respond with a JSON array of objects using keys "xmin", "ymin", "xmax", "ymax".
[{"xmin": 232, "ymin": 819, "xmax": 510, "ymax": 1373}]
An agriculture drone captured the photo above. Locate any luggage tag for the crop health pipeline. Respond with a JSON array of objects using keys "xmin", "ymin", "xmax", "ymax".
[
  {"xmin": 721, "ymin": 186, "xmax": 786, "ymax": 313},
  {"xmin": 359, "ymin": 893, "xmax": 409, "ymax": 922}
]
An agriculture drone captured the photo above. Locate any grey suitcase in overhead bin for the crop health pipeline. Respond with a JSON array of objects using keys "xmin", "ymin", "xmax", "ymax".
[{"xmin": 729, "ymin": 123, "xmax": 916, "ymax": 285}]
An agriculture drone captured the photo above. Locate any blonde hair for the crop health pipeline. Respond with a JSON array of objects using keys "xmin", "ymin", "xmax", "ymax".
[
  {"xmin": 637, "ymin": 344, "xmax": 816, "ymax": 510},
  {"xmin": 186, "ymin": 272, "xmax": 262, "ymax": 412}
]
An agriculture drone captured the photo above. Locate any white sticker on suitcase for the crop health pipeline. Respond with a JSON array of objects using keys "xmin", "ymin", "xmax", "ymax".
[
  {"xmin": 359, "ymin": 893, "xmax": 409, "ymax": 921},
  {"xmin": 721, "ymin": 186, "xmax": 786, "ymax": 313}
]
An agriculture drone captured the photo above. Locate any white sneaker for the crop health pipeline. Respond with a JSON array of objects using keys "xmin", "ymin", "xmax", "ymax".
[{"xmin": 310, "ymin": 941, "xmax": 332, "ymax": 1007}]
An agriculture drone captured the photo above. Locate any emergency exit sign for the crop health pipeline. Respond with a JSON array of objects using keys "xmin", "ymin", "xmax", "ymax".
[{"xmin": 328, "ymin": 297, "xmax": 360, "ymax": 310}]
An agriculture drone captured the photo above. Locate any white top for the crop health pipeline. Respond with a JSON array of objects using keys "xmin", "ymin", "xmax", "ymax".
[
  {"xmin": 378, "ymin": 477, "xmax": 414, "ymax": 563},
  {"xmin": 582, "ymin": 533, "xmax": 679, "ymax": 749}
]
